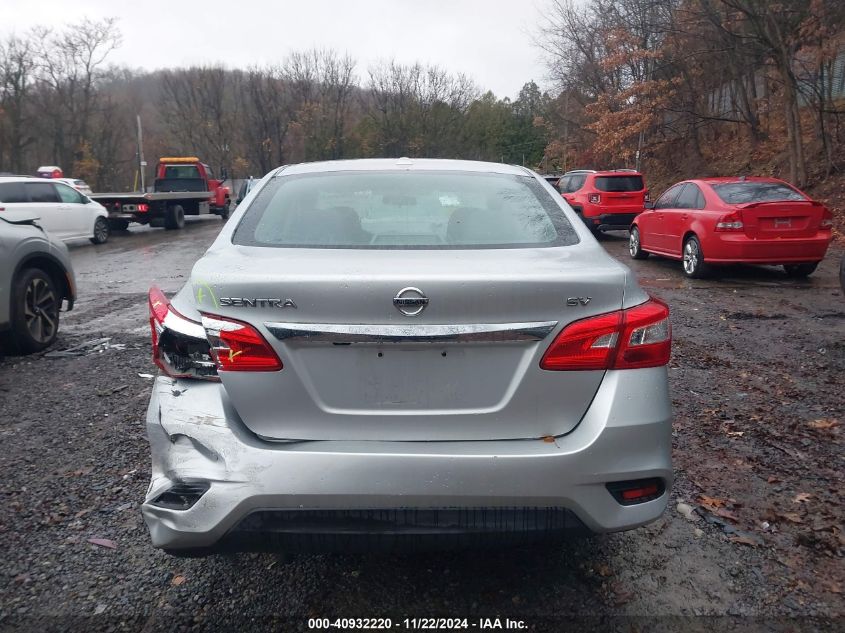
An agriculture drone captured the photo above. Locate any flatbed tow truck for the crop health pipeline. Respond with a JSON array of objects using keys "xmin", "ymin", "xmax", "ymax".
[{"xmin": 90, "ymin": 157, "xmax": 231, "ymax": 230}]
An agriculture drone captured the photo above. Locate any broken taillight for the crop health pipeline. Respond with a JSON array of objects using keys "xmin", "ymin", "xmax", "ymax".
[
  {"xmin": 540, "ymin": 298, "xmax": 671, "ymax": 371},
  {"xmin": 588, "ymin": 193, "xmax": 601, "ymax": 204},
  {"xmin": 148, "ymin": 286, "xmax": 219, "ymax": 381},
  {"xmin": 201, "ymin": 314, "xmax": 282, "ymax": 372}
]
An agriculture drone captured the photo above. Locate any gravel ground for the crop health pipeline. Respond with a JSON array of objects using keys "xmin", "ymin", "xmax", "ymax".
[{"xmin": 0, "ymin": 219, "xmax": 842, "ymax": 631}]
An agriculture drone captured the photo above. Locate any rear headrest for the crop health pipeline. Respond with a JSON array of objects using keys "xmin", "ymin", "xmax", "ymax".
[
  {"xmin": 447, "ymin": 206, "xmax": 518, "ymax": 244},
  {"xmin": 284, "ymin": 205, "xmax": 367, "ymax": 244}
]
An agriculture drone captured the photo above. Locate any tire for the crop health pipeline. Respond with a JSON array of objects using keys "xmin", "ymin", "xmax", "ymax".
[
  {"xmin": 109, "ymin": 219, "xmax": 129, "ymax": 231},
  {"xmin": 7, "ymin": 268, "xmax": 61, "ymax": 354},
  {"xmin": 784, "ymin": 262, "xmax": 819, "ymax": 278},
  {"xmin": 219, "ymin": 200, "xmax": 230, "ymax": 220},
  {"xmin": 165, "ymin": 205, "xmax": 185, "ymax": 230},
  {"xmin": 90, "ymin": 217, "xmax": 110, "ymax": 244},
  {"xmin": 682, "ymin": 235, "xmax": 709, "ymax": 279},
  {"xmin": 629, "ymin": 226, "xmax": 649, "ymax": 260}
]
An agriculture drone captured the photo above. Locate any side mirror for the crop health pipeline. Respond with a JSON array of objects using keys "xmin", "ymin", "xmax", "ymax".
[{"xmin": 644, "ymin": 201, "xmax": 655, "ymax": 210}]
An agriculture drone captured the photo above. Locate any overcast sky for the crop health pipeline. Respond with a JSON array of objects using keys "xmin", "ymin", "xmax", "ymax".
[{"xmin": 2, "ymin": 0, "xmax": 552, "ymax": 99}]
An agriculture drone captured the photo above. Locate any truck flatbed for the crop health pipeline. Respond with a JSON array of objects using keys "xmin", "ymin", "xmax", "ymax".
[
  {"xmin": 90, "ymin": 191, "xmax": 213, "ymax": 202},
  {"xmin": 90, "ymin": 157, "xmax": 231, "ymax": 230}
]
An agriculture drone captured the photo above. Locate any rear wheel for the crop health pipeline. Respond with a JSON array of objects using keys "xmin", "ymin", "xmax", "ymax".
[
  {"xmin": 165, "ymin": 205, "xmax": 185, "ymax": 230},
  {"xmin": 682, "ymin": 235, "xmax": 709, "ymax": 279},
  {"xmin": 90, "ymin": 217, "xmax": 110, "ymax": 244},
  {"xmin": 109, "ymin": 219, "xmax": 129, "ymax": 231},
  {"xmin": 784, "ymin": 262, "xmax": 818, "ymax": 278},
  {"xmin": 629, "ymin": 226, "xmax": 649, "ymax": 260},
  {"xmin": 6, "ymin": 268, "xmax": 61, "ymax": 354}
]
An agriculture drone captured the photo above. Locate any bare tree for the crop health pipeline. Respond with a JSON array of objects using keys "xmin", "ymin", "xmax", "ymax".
[
  {"xmin": 367, "ymin": 61, "xmax": 478, "ymax": 157},
  {"xmin": 0, "ymin": 33, "xmax": 38, "ymax": 172},
  {"xmin": 34, "ymin": 18, "xmax": 122, "ymax": 172}
]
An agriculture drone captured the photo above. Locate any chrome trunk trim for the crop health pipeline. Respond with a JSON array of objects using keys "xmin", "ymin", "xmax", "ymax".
[{"xmin": 264, "ymin": 321, "xmax": 558, "ymax": 344}]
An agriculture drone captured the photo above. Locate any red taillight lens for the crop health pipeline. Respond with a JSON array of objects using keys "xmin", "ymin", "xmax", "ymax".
[
  {"xmin": 715, "ymin": 212, "xmax": 744, "ymax": 231},
  {"xmin": 588, "ymin": 193, "xmax": 601, "ymax": 204},
  {"xmin": 622, "ymin": 484, "xmax": 659, "ymax": 500},
  {"xmin": 540, "ymin": 311, "xmax": 622, "ymax": 370},
  {"xmin": 644, "ymin": 190, "xmax": 651, "ymax": 203},
  {"xmin": 615, "ymin": 298, "xmax": 672, "ymax": 369},
  {"xmin": 201, "ymin": 314, "xmax": 282, "ymax": 372},
  {"xmin": 820, "ymin": 208, "xmax": 833, "ymax": 230},
  {"xmin": 148, "ymin": 286, "xmax": 218, "ymax": 380},
  {"xmin": 607, "ymin": 478, "xmax": 665, "ymax": 505},
  {"xmin": 540, "ymin": 298, "xmax": 671, "ymax": 371},
  {"xmin": 137, "ymin": 203, "xmax": 149, "ymax": 213}
]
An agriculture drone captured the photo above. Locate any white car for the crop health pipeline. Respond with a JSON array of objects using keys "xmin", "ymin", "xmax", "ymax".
[
  {"xmin": 0, "ymin": 177, "xmax": 110, "ymax": 244},
  {"xmin": 56, "ymin": 178, "xmax": 94, "ymax": 196}
]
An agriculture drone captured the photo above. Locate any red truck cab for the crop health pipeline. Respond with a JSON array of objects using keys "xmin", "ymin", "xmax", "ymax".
[{"xmin": 156, "ymin": 157, "xmax": 231, "ymax": 217}]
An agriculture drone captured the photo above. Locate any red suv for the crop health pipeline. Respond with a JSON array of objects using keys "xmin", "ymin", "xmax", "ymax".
[{"xmin": 557, "ymin": 169, "xmax": 649, "ymax": 234}]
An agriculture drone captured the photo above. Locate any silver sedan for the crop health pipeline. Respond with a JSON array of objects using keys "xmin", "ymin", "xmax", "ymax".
[{"xmin": 142, "ymin": 159, "xmax": 673, "ymax": 554}]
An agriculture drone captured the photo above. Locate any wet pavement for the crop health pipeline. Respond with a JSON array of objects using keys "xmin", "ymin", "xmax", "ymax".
[{"xmin": 0, "ymin": 221, "xmax": 842, "ymax": 630}]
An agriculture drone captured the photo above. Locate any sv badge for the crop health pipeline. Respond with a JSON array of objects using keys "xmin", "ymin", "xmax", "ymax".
[{"xmin": 567, "ymin": 297, "xmax": 592, "ymax": 307}]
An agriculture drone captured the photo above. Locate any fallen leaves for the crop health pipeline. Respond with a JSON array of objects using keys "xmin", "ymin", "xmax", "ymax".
[
  {"xmin": 698, "ymin": 495, "xmax": 727, "ymax": 509},
  {"xmin": 87, "ymin": 538, "xmax": 117, "ymax": 550},
  {"xmin": 793, "ymin": 493, "xmax": 813, "ymax": 504},
  {"xmin": 171, "ymin": 575, "xmax": 186, "ymax": 586},
  {"xmin": 712, "ymin": 507, "xmax": 740, "ymax": 523},
  {"xmin": 807, "ymin": 418, "xmax": 839, "ymax": 431},
  {"xmin": 778, "ymin": 512, "xmax": 805, "ymax": 524}
]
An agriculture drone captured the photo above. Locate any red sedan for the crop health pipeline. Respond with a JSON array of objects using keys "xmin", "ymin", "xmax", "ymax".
[{"xmin": 629, "ymin": 177, "xmax": 833, "ymax": 278}]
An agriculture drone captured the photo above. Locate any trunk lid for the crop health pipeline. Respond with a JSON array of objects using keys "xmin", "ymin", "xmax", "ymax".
[
  {"xmin": 593, "ymin": 176, "xmax": 646, "ymax": 211},
  {"xmin": 599, "ymin": 190, "xmax": 645, "ymax": 210},
  {"xmin": 737, "ymin": 201, "xmax": 825, "ymax": 238},
  {"xmin": 188, "ymin": 245, "xmax": 625, "ymax": 442}
]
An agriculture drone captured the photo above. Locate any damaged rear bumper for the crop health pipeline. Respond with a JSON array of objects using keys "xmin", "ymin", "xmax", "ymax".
[{"xmin": 142, "ymin": 370, "xmax": 672, "ymax": 553}]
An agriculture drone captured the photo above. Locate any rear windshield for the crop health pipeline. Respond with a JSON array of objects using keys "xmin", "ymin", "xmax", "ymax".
[
  {"xmin": 711, "ymin": 182, "xmax": 807, "ymax": 204},
  {"xmin": 594, "ymin": 175, "xmax": 644, "ymax": 192},
  {"xmin": 163, "ymin": 165, "xmax": 200, "ymax": 179},
  {"xmin": 233, "ymin": 171, "xmax": 578, "ymax": 249}
]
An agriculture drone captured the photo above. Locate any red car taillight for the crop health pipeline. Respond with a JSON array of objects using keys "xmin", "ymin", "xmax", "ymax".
[
  {"xmin": 644, "ymin": 190, "xmax": 651, "ymax": 203},
  {"xmin": 540, "ymin": 298, "xmax": 671, "ymax": 371},
  {"xmin": 137, "ymin": 203, "xmax": 149, "ymax": 213},
  {"xmin": 715, "ymin": 212, "xmax": 744, "ymax": 232},
  {"xmin": 148, "ymin": 287, "xmax": 219, "ymax": 380},
  {"xmin": 820, "ymin": 208, "xmax": 833, "ymax": 230},
  {"xmin": 201, "ymin": 314, "xmax": 283, "ymax": 372},
  {"xmin": 588, "ymin": 193, "xmax": 601, "ymax": 204}
]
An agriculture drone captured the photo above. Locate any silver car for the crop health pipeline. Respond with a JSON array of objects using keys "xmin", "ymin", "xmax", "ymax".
[
  {"xmin": 0, "ymin": 212, "xmax": 76, "ymax": 353},
  {"xmin": 143, "ymin": 159, "xmax": 672, "ymax": 554}
]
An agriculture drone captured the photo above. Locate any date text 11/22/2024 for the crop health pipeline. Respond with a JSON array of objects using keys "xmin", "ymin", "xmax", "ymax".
[{"xmin": 307, "ymin": 618, "xmax": 528, "ymax": 630}]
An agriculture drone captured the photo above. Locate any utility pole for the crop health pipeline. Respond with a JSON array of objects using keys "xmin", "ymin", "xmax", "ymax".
[
  {"xmin": 136, "ymin": 114, "xmax": 146, "ymax": 192},
  {"xmin": 635, "ymin": 1, "xmax": 657, "ymax": 172}
]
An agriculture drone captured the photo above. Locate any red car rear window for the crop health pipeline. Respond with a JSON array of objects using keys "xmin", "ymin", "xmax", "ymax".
[
  {"xmin": 594, "ymin": 176, "xmax": 644, "ymax": 192},
  {"xmin": 712, "ymin": 182, "xmax": 806, "ymax": 204}
]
